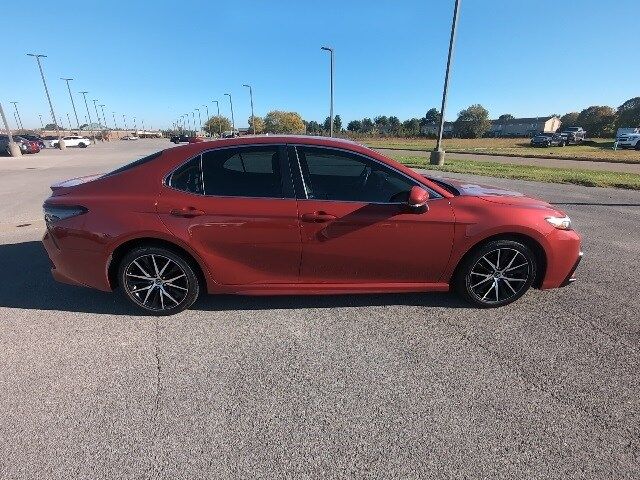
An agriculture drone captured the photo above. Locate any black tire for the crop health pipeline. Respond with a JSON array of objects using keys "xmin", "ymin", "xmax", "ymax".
[
  {"xmin": 635, "ymin": 142, "xmax": 640, "ymax": 151},
  {"xmin": 79, "ymin": 142, "xmax": 87, "ymax": 148},
  {"xmin": 118, "ymin": 246, "xmax": 200, "ymax": 315},
  {"xmin": 454, "ymin": 239, "xmax": 536, "ymax": 308}
]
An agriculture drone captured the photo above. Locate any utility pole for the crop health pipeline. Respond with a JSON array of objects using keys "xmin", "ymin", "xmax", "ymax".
[
  {"xmin": 243, "ymin": 84, "xmax": 256, "ymax": 134},
  {"xmin": 0, "ymin": 103, "xmax": 21, "ymax": 156},
  {"xmin": 224, "ymin": 94, "xmax": 235, "ymax": 135},
  {"xmin": 61, "ymin": 78, "xmax": 80, "ymax": 129},
  {"xmin": 10, "ymin": 102, "xmax": 23, "ymax": 130},
  {"xmin": 431, "ymin": 0, "xmax": 462, "ymax": 165},
  {"xmin": 27, "ymin": 54, "xmax": 65, "ymax": 149},
  {"xmin": 321, "ymin": 46, "xmax": 334, "ymax": 137}
]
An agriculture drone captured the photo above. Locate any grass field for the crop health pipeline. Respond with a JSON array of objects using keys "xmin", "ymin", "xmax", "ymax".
[
  {"xmin": 392, "ymin": 154, "xmax": 640, "ymax": 190},
  {"xmin": 360, "ymin": 137, "xmax": 640, "ymax": 163}
]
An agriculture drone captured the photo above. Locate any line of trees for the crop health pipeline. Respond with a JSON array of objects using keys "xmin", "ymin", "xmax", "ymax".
[{"xmin": 198, "ymin": 96, "xmax": 640, "ymax": 138}]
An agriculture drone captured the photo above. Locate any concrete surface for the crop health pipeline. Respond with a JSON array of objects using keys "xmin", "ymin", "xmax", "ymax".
[
  {"xmin": 376, "ymin": 147, "xmax": 640, "ymax": 174},
  {"xmin": 0, "ymin": 140, "xmax": 638, "ymax": 478}
]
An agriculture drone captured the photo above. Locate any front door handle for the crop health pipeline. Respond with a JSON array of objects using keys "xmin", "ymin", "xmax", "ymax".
[
  {"xmin": 301, "ymin": 212, "xmax": 337, "ymax": 223},
  {"xmin": 170, "ymin": 207, "xmax": 206, "ymax": 218}
]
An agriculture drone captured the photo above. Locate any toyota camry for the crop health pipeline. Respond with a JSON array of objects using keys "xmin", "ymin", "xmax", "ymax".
[{"xmin": 42, "ymin": 136, "xmax": 582, "ymax": 315}]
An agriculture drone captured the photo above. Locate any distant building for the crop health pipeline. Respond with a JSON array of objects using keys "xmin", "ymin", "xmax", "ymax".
[{"xmin": 421, "ymin": 115, "xmax": 562, "ymax": 137}]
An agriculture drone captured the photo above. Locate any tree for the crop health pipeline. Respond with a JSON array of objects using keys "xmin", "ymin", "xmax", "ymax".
[
  {"xmin": 248, "ymin": 115, "xmax": 264, "ymax": 134},
  {"xmin": 576, "ymin": 106, "xmax": 616, "ymax": 137},
  {"xmin": 204, "ymin": 115, "xmax": 231, "ymax": 135},
  {"xmin": 306, "ymin": 120, "xmax": 321, "ymax": 134},
  {"xmin": 263, "ymin": 111, "xmax": 305, "ymax": 134},
  {"xmin": 333, "ymin": 115, "xmax": 342, "ymax": 132},
  {"xmin": 388, "ymin": 116, "xmax": 401, "ymax": 135},
  {"xmin": 361, "ymin": 118, "xmax": 374, "ymax": 133},
  {"xmin": 498, "ymin": 114, "xmax": 515, "ymax": 121},
  {"xmin": 402, "ymin": 118, "xmax": 421, "ymax": 136},
  {"xmin": 347, "ymin": 120, "xmax": 362, "ymax": 132},
  {"xmin": 424, "ymin": 108, "xmax": 440, "ymax": 124},
  {"xmin": 44, "ymin": 123, "xmax": 62, "ymax": 130},
  {"xmin": 374, "ymin": 115, "xmax": 389, "ymax": 130},
  {"xmin": 617, "ymin": 97, "xmax": 640, "ymax": 129},
  {"xmin": 453, "ymin": 104, "xmax": 491, "ymax": 138},
  {"xmin": 560, "ymin": 112, "xmax": 579, "ymax": 128}
]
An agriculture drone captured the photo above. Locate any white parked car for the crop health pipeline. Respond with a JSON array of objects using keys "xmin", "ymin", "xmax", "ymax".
[
  {"xmin": 616, "ymin": 132, "xmax": 640, "ymax": 150},
  {"xmin": 48, "ymin": 135, "xmax": 91, "ymax": 148},
  {"xmin": 121, "ymin": 135, "xmax": 139, "ymax": 140}
]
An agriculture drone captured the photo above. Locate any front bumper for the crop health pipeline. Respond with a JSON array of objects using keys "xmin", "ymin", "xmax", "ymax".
[
  {"xmin": 540, "ymin": 228, "xmax": 582, "ymax": 289},
  {"xmin": 560, "ymin": 251, "xmax": 583, "ymax": 287}
]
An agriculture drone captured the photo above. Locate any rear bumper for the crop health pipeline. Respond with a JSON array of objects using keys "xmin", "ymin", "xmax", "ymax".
[{"xmin": 42, "ymin": 231, "xmax": 112, "ymax": 291}]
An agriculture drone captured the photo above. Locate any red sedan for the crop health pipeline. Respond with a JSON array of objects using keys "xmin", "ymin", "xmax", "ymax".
[{"xmin": 42, "ymin": 136, "xmax": 582, "ymax": 315}]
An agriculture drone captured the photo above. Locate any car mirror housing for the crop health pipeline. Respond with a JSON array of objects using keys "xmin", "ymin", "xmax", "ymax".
[{"xmin": 406, "ymin": 186, "xmax": 429, "ymax": 213}]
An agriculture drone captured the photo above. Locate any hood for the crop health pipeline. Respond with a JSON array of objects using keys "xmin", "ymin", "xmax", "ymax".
[
  {"xmin": 431, "ymin": 177, "xmax": 559, "ymax": 210},
  {"xmin": 50, "ymin": 174, "xmax": 102, "ymax": 194}
]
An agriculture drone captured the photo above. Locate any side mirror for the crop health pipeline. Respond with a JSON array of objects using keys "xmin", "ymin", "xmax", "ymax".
[{"xmin": 406, "ymin": 186, "xmax": 429, "ymax": 213}]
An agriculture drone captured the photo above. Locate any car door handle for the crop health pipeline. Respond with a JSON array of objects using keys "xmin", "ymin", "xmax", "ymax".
[
  {"xmin": 170, "ymin": 207, "xmax": 206, "ymax": 218},
  {"xmin": 301, "ymin": 212, "xmax": 337, "ymax": 223}
]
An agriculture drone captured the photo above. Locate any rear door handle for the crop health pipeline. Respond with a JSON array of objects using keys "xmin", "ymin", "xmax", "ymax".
[
  {"xmin": 170, "ymin": 207, "xmax": 206, "ymax": 218},
  {"xmin": 301, "ymin": 212, "xmax": 337, "ymax": 223}
]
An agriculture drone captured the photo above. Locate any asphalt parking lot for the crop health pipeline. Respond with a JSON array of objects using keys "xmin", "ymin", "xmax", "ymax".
[{"xmin": 1, "ymin": 140, "xmax": 639, "ymax": 478}]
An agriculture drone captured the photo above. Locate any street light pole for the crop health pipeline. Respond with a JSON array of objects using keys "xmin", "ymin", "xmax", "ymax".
[
  {"xmin": 38, "ymin": 114, "xmax": 44, "ymax": 130},
  {"xmin": 27, "ymin": 54, "xmax": 65, "ymax": 149},
  {"xmin": 92, "ymin": 100, "xmax": 101, "ymax": 128},
  {"xmin": 10, "ymin": 102, "xmax": 23, "ymax": 130},
  {"xmin": 204, "ymin": 105, "xmax": 209, "ymax": 136},
  {"xmin": 80, "ymin": 91, "xmax": 95, "ymax": 142},
  {"xmin": 112, "ymin": 112, "xmax": 118, "ymax": 130},
  {"xmin": 224, "ymin": 94, "xmax": 235, "ymax": 135},
  {"xmin": 321, "ymin": 46, "xmax": 334, "ymax": 137},
  {"xmin": 195, "ymin": 108, "xmax": 202, "ymax": 133},
  {"xmin": 431, "ymin": 0, "xmax": 462, "ymax": 165},
  {"xmin": 191, "ymin": 112, "xmax": 195, "ymax": 134},
  {"xmin": 67, "ymin": 113, "xmax": 72, "ymax": 132},
  {"xmin": 123, "ymin": 114, "xmax": 128, "ymax": 130},
  {"xmin": 61, "ymin": 78, "xmax": 80, "ymax": 130},
  {"xmin": 100, "ymin": 104, "xmax": 108, "ymax": 129},
  {"xmin": 242, "ymin": 84, "xmax": 255, "ymax": 134},
  {"xmin": 212, "ymin": 100, "xmax": 221, "ymax": 136},
  {"xmin": 0, "ymin": 103, "xmax": 21, "ymax": 156}
]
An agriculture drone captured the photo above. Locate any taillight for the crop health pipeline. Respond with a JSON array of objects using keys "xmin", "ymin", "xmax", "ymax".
[{"xmin": 43, "ymin": 204, "xmax": 88, "ymax": 224}]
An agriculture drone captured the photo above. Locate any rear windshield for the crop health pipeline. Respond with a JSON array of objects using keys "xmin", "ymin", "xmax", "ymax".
[{"xmin": 103, "ymin": 150, "xmax": 163, "ymax": 177}]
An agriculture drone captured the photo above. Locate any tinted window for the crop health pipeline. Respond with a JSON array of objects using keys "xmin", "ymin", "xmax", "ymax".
[
  {"xmin": 104, "ymin": 150, "xmax": 163, "ymax": 177},
  {"xmin": 296, "ymin": 146, "xmax": 419, "ymax": 203},
  {"xmin": 168, "ymin": 156, "xmax": 203, "ymax": 194},
  {"xmin": 202, "ymin": 146, "xmax": 283, "ymax": 198}
]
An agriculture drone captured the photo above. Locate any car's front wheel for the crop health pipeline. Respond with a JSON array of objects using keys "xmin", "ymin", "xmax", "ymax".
[
  {"xmin": 118, "ymin": 246, "xmax": 200, "ymax": 315},
  {"xmin": 455, "ymin": 239, "xmax": 537, "ymax": 308},
  {"xmin": 79, "ymin": 142, "xmax": 87, "ymax": 148}
]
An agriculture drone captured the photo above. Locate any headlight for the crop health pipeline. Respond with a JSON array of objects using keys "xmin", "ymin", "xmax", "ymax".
[{"xmin": 546, "ymin": 216, "xmax": 572, "ymax": 230}]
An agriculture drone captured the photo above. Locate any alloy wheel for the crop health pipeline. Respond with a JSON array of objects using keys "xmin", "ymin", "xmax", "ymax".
[
  {"xmin": 467, "ymin": 247, "xmax": 530, "ymax": 304},
  {"xmin": 123, "ymin": 254, "xmax": 189, "ymax": 311}
]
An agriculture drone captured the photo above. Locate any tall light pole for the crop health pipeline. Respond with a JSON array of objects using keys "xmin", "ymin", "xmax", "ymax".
[
  {"xmin": 195, "ymin": 108, "xmax": 202, "ymax": 133},
  {"xmin": 10, "ymin": 102, "xmax": 23, "ymax": 130},
  {"xmin": 431, "ymin": 0, "xmax": 462, "ymax": 165},
  {"xmin": 67, "ymin": 113, "xmax": 72, "ymax": 131},
  {"xmin": 133, "ymin": 117, "xmax": 137, "ymax": 132},
  {"xmin": 61, "ymin": 78, "xmax": 80, "ymax": 129},
  {"xmin": 224, "ymin": 93, "xmax": 235, "ymax": 135},
  {"xmin": 191, "ymin": 112, "xmax": 196, "ymax": 134},
  {"xmin": 212, "ymin": 100, "xmax": 221, "ymax": 136},
  {"xmin": 122, "ymin": 114, "xmax": 128, "ymax": 130},
  {"xmin": 0, "ymin": 103, "xmax": 21, "ymax": 156},
  {"xmin": 321, "ymin": 46, "xmax": 334, "ymax": 137},
  {"xmin": 92, "ymin": 99, "xmax": 101, "ymax": 128},
  {"xmin": 27, "ymin": 54, "xmax": 65, "ymax": 149},
  {"xmin": 112, "ymin": 112, "xmax": 118, "ymax": 130},
  {"xmin": 38, "ymin": 114, "xmax": 44, "ymax": 130},
  {"xmin": 242, "ymin": 84, "xmax": 255, "ymax": 134},
  {"xmin": 80, "ymin": 92, "xmax": 95, "ymax": 142},
  {"xmin": 203, "ymin": 105, "xmax": 209, "ymax": 136},
  {"xmin": 99, "ymin": 104, "xmax": 108, "ymax": 129}
]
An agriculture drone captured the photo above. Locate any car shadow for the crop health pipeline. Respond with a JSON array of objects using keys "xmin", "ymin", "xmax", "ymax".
[{"xmin": 0, "ymin": 241, "xmax": 469, "ymax": 315}]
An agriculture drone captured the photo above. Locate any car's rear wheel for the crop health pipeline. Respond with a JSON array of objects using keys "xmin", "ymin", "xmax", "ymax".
[
  {"xmin": 455, "ymin": 239, "xmax": 536, "ymax": 308},
  {"xmin": 118, "ymin": 247, "xmax": 200, "ymax": 315},
  {"xmin": 635, "ymin": 142, "xmax": 640, "ymax": 151},
  {"xmin": 79, "ymin": 142, "xmax": 87, "ymax": 148}
]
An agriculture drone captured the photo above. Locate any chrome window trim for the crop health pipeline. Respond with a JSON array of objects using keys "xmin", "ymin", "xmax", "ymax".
[
  {"xmin": 163, "ymin": 144, "xmax": 292, "ymax": 201},
  {"xmin": 290, "ymin": 144, "xmax": 443, "ymax": 203}
]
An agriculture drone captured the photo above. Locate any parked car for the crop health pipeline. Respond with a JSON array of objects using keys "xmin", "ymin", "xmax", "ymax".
[
  {"xmin": 121, "ymin": 135, "xmax": 139, "ymax": 140},
  {"xmin": 616, "ymin": 131, "xmax": 640, "ymax": 150},
  {"xmin": 0, "ymin": 135, "xmax": 31, "ymax": 155},
  {"xmin": 559, "ymin": 127, "xmax": 587, "ymax": 145},
  {"xmin": 616, "ymin": 127, "xmax": 640, "ymax": 137},
  {"xmin": 530, "ymin": 132, "xmax": 566, "ymax": 147},
  {"xmin": 187, "ymin": 136, "xmax": 205, "ymax": 143},
  {"xmin": 42, "ymin": 136, "xmax": 582, "ymax": 315},
  {"xmin": 19, "ymin": 134, "xmax": 46, "ymax": 150},
  {"xmin": 170, "ymin": 134, "xmax": 190, "ymax": 144},
  {"xmin": 14, "ymin": 136, "xmax": 41, "ymax": 154},
  {"xmin": 48, "ymin": 135, "xmax": 91, "ymax": 148}
]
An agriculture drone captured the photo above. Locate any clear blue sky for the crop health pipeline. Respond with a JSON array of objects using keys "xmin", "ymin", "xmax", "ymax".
[{"xmin": 2, "ymin": 0, "xmax": 638, "ymax": 130}]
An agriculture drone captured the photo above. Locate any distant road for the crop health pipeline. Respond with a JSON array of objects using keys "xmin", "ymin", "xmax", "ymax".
[{"xmin": 375, "ymin": 148, "xmax": 640, "ymax": 174}]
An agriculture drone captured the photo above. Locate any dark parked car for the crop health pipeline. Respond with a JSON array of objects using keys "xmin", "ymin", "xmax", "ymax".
[
  {"xmin": 0, "ymin": 135, "xmax": 36, "ymax": 155},
  {"xmin": 19, "ymin": 134, "xmax": 46, "ymax": 149},
  {"xmin": 530, "ymin": 133, "xmax": 566, "ymax": 147},
  {"xmin": 559, "ymin": 127, "xmax": 587, "ymax": 145},
  {"xmin": 170, "ymin": 134, "xmax": 190, "ymax": 144}
]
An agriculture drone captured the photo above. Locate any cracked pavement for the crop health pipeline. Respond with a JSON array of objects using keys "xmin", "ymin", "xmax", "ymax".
[{"xmin": 0, "ymin": 141, "xmax": 638, "ymax": 478}]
